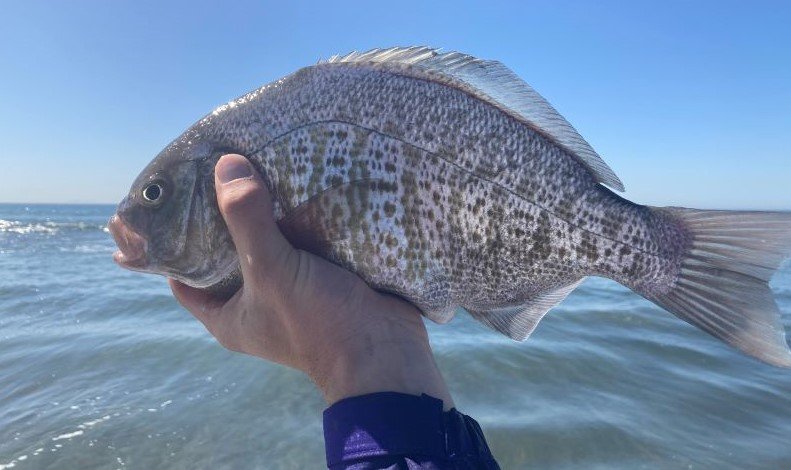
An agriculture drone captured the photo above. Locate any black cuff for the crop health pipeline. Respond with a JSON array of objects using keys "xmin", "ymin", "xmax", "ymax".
[{"xmin": 323, "ymin": 392, "xmax": 499, "ymax": 469}]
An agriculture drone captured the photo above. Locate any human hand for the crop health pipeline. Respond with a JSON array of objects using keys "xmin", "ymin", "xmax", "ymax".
[{"xmin": 169, "ymin": 154, "xmax": 454, "ymax": 408}]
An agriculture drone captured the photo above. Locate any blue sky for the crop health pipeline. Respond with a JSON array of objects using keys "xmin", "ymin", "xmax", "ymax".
[{"xmin": 1, "ymin": 0, "xmax": 789, "ymax": 208}]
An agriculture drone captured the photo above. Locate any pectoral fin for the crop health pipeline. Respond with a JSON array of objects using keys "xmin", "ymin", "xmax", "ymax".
[{"xmin": 277, "ymin": 179, "xmax": 378, "ymax": 256}]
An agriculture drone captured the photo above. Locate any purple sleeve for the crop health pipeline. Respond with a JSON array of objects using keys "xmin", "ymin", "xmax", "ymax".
[{"xmin": 323, "ymin": 392, "xmax": 500, "ymax": 469}]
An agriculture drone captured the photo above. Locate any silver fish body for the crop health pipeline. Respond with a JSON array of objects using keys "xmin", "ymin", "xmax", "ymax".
[{"xmin": 110, "ymin": 47, "xmax": 791, "ymax": 366}]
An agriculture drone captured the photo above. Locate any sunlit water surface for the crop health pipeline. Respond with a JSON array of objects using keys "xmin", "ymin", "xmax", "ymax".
[{"xmin": 1, "ymin": 204, "xmax": 790, "ymax": 469}]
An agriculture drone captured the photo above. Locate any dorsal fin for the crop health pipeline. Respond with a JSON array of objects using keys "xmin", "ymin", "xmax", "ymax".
[{"xmin": 322, "ymin": 46, "xmax": 625, "ymax": 192}]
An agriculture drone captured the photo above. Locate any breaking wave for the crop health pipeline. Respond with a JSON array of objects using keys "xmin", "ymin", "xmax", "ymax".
[{"xmin": 0, "ymin": 219, "xmax": 109, "ymax": 235}]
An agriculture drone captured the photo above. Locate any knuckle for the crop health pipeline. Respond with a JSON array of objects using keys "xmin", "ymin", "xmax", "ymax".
[
  {"xmin": 219, "ymin": 338, "xmax": 241, "ymax": 353},
  {"xmin": 203, "ymin": 321, "xmax": 221, "ymax": 339},
  {"xmin": 213, "ymin": 328, "xmax": 241, "ymax": 353}
]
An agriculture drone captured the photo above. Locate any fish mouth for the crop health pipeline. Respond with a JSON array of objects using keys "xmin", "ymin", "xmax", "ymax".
[{"xmin": 108, "ymin": 214, "xmax": 149, "ymax": 270}]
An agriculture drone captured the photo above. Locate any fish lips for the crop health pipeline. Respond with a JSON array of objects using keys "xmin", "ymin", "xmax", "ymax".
[{"xmin": 108, "ymin": 214, "xmax": 149, "ymax": 270}]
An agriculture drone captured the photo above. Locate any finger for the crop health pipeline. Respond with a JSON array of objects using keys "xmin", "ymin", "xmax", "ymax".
[
  {"xmin": 214, "ymin": 154, "xmax": 294, "ymax": 282},
  {"xmin": 169, "ymin": 278, "xmax": 224, "ymax": 326}
]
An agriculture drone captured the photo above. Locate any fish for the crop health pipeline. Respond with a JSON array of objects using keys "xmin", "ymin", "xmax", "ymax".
[{"xmin": 108, "ymin": 46, "xmax": 791, "ymax": 366}]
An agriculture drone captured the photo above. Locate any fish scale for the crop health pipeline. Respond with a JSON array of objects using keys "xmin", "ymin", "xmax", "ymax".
[{"xmin": 110, "ymin": 47, "xmax": 791, "ymax": 367}]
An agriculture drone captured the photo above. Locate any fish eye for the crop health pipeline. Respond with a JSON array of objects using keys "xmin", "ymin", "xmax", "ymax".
[{"xmin": 142, "ymin": 183, "xmax": 163, "ymax": 203}]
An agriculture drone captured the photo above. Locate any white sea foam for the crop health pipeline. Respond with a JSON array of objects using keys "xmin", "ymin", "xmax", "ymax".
[
  {"xmin": 0, "ymin": 219, "xmax": 108, "ymax": 235},
  {"xmin": 52, "ymin": 430, "xmax": 84, "ymax": 441},
  {"xmin": 0, "ymin": 219, "xmax": 58, "ymax": 235},
  {"xmin": 79, "ymin": 415, "xmax": 111, "ymax": 429},
  {"xmin": 58, "ymin": 244, "xmax": 115, "ymax": 254}
]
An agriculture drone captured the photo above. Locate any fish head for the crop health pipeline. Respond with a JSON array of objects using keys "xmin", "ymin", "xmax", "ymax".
[{"xmin": 108, "ymin": 132, "xmax": 239, "ymax": 289}]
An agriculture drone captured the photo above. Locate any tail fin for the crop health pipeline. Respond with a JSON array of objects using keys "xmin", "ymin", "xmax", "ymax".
[{"xmin": 647, "ymin": 207, "xmax": 791, "ymax": 367}]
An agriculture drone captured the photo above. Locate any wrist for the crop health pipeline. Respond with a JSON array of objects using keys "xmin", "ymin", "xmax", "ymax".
[{"xmin": 308, "ymin": 298, "xmax": 454, "ymax": 410}]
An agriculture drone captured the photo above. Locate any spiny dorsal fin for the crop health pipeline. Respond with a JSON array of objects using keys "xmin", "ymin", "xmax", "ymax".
[{"xmin": 322, "ymin": 47, "xmax": 625, "ymax": 192}]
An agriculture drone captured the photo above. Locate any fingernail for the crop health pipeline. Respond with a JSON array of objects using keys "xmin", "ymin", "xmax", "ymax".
[{"xmin": 217, "ymin": 156, "xmax": 252, "ymax": 183}]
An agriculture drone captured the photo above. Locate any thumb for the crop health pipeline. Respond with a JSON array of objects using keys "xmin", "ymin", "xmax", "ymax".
[{"xmin": 214, "ymin": 154, "xmax": 294, "ymax": 283}]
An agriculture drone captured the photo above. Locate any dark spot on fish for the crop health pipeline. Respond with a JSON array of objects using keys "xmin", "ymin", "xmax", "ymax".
[
  {"xmin": 383, "ymin": 202, "xmax": 396, "ymax": 217},
  {"xmin": 385, "ymin": 234, "xmax": 399, "ymax": 248},
  {"xmin": 326, "ymin": 174, "xmax": 344, "ymax": 187}
]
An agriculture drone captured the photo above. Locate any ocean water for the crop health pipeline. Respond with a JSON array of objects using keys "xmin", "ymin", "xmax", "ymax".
[{"xmin": 1, "ymin": 203, "xmax": 790, "ymax": 470}]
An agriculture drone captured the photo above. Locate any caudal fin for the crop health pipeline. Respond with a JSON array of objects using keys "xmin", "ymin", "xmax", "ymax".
[{"xmin": 647, "ymin": 207, "xmax": 791, "ymax": 367}]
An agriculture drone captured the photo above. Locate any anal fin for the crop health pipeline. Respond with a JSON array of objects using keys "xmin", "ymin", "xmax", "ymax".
[{"xmin": 467, "ymin": 278, "xmax": 584, "ymax": 340}]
